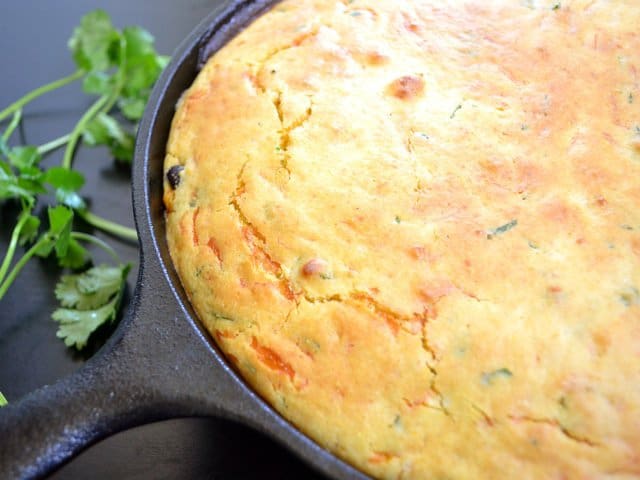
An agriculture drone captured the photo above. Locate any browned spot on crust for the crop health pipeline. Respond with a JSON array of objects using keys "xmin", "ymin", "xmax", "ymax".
[
  {"xmin": 479, "ymin": 157, "xmax": 505, "ymax": 176},
  {"xmin": 243, "ymin": 227, "xmax": 280, "ymax": 275},
  {"xmin": 279, "ymin": 282, "xmax": 296, "ymax": 301},
  {"xmin": 592, "ymin": 330, "xmax": 610, "ymax": 356},
  {"xmin": 368, "ymin": 451, "xmax": 397, "ymax": 465},
  {"xmin": 547, "ymin": 285, "xmax": 564, "ymax": 303},
  {"xmin": 242, "ymin": 226, "xmax": 298, "ymax": 301},
  {"xmin": 418, "ymin": 280, "xmax": 456, "ymax": 319},
  {"xmin": 365, "ymin": 50, "xmax": 388, "ymax": 65},
  {"xmin": 192, "ymin": 207, "xmax": 200, "ymax": 245},
  {"xmin": 384, "ymin": 316, "xmax": 401, "ymax": 335},
  {"xmin": 516, "ymin": 162, "xmax": 544, "ymax": 193},
  {"xmin": 251, "ymin": 336, "xmax": 295, "ymax": 380},
  {"xmin": 402, "ymin": 391, "xmax": 439, "ymax": 409},
  {"xmin": 292, "ymin": 30, "xmax": 317, "ymax": 47},
  {"xmin": 215, "ymin": 329, "xmax": 237, "ymax": 341},
  {"xmin": 471, "ymin": 404, "xmax": 495, "ymax": 427},
  {"xmin": 240, "ymin": 225, "xmax": 257, "ymax": 244},
  {"xmin": 409, "ymin": 245, "xmax": 427, "ymax": 260},
  {"xmin": 226, "ymin": 353, "xmax": 239, "ymax": 365},
  {"xmin": 351, "ymin": 291, "xmax": 401, "ymax": 334},
  {"xmin": 387, "ymin": 75, "xmax": 424, "ymax": 100},
  {"xmin": 183, "ymin": 88, "xmax": 207, "ymax": 114},
  {"xmin": 401, "ymin": 12, "xmax": 420, "ymax": 33},
  {"xmin": 207, "ymin": 237, "xmax": 223, "ymax": 265},
  {"xmin": 541, "ymin": 200, "xmax": 572, "ymax": 223},
  {"xmin": 374, "ymin": 309, "xmax": 401, "ymax": 335},
  {"xmin": 595, "ymin": 196, "xmax": 608, "ymax": 207},
  {"xmin": 186, "ymin": 88, "xmax": 206, "ymax": 102},
  {"xmin": 163, "ymin": 190, "xmax": 175, "ymax": 213}
]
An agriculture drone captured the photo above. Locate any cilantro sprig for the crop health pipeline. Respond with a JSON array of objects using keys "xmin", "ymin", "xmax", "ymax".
[
  {"xmin": 0, "ymin": 206, "xmax": 85, "ymax": 299},
  {"xmin": 65, "ymin": 11, "xmax": 169, "ymax": 168},
  {"xmin": 0, "ymin": 10, "xmax": 168, "ymax": 170},
  {"xmin": 53, "ymin": 262, "xmax": 131, "ymax": 350},
  {"xmin": 0, "ymin": 10, "xmax": 167, "ymax": 352}
]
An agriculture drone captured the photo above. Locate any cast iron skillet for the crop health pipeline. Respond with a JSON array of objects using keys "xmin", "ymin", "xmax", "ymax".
[{"xmin": 0, "ymin": 1, "xmax": 370, "ymax": 479}]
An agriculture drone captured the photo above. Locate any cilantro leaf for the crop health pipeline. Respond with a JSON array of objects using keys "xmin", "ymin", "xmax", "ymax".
[
  {"xmin": 68, "ymin": 10, "xmax": 120, "ymax": 72},
  {"xmin": 15, "ymin": 165, "xmax": 45, "ymax": 183},
  {"xmin": 53, "ymin": 298, "xmax": 119, "ymax": 349},
  {"xmin": 45, "ymin": 166, "xmax": 85, "ymax": 191},
  {"xmin": 35, "ymin": 206, "xmax": 74, "ymax": 258},
  {"xmin": 0, "ymin": 392, "xmax": 7, "ymax": 407},
  {"xmin": 48, "ymin": 205, "xmax": 74, "ymax": 258},
  {"xmin": 17, "ymin": 211, "xmax": 40, "ymax": 246},
  {"xmin": 8, "ymin": 146, "xmax": 41, "ymax": 171},
  {"xmin": 117, "ymin": 97, "xmax": 146, "ymax": 121},
  {"xmin": 58, "ymin": 237, "xmax": 89, "ymax": 269},
  {"xmin": 486, "ymin": 219, "xmax": 518, "ymax": 239},
  {"xmin": 0, "ymin": 145, "xmax": 46, "ymax": 205},
  {"xmin": 83, "ymin": 112, "xmax": 135, "ymax": 163},
  {"xmin": 117, "ymin": 27, "xmax": 168, "ymax": 121},
  {"xmin": 56, "ymin": 190, "xmax": 85, "ymax": 210},
  {"xmin": 0, "ymin": 170, "xmax": 38, "ymax": 204},
  {"xmin": 15, "ymin": 175, "xmax": 47, "ymax": 197},
  {"xmin": 56, "ymin": 265, "xmax": 123, "ymax": 309},
  {"xmin": 82, "ymin": 71, "xmax": 113, "ymax": 96},
  {"xmin": 44, "ymin": 166, "xmax": 86, "ymax": 209},
  {"xmin": 52, "ymin": 263, "xmax": 130, "ymax": 349},
  {"xmin": 481, "ymin": 368, "xmax": 513, "ymax": 385}
]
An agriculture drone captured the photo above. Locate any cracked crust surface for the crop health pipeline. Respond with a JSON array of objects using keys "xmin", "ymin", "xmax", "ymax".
[{"xmin": 163, "ymin": 1, "xmax": 640, "ymax": 478}]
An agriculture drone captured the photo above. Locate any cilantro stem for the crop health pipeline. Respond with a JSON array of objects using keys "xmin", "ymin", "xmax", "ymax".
[
  {"xmin": 100, "ymin": 36, "xmax": 127, "ymax": 115},
  {"xmin": 0, "ymin": 70, "xmax": 84, "ymax": 123},
  {"xmin": 0, "ymin": 210, "xmax": 31, "ymax": 286},
  {"xmin": 60, "ymin": 42, "xmax": 126, "ymax": 170},
  {"xmin": 76, "ymin": 209, "xmax": 138, "ymax": 243},
  {"xmin": 61, "ymin": 94, "xmax": 109, "ymax": 170},
  {"xmin": 38, "ymin": 134, "xmax": 70, "ymax": 156},
  {"xmin": 0, "ymin": 235, "xmax": 52, "ymax": 300},
  {"xmin": 70, "ymin": 232, "xmax": 122, "ymax": 265},
  {"xmin": 1, "ymin": 110, "xmax": 22, "ymax": 142},
  {"xmin": 101, "ymin": 82, "xmax": 123, "ymax": 115}
]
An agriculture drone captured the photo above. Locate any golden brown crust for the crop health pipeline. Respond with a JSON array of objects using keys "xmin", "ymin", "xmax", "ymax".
[{"xmin": 164, "ymin": 1, "xmax": 640, "ymax": 478}]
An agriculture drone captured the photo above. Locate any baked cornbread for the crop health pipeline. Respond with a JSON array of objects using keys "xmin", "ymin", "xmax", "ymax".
[{"xmin": 163, "ymin": 0, "xmax": 640, "ymax": 478}]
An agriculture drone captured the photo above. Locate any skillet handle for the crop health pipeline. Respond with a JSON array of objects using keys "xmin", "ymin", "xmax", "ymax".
[{"xmin": 0, "ymin": 257, "xmax": 243, "ymax": 480}]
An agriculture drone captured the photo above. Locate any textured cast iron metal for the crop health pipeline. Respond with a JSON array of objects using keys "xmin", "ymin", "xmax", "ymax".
[{"xmin": 0, "ymin": 1, "xmax": 371, "ymax": 479}]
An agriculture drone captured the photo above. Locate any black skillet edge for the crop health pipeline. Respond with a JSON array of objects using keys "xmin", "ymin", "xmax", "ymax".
[{"xmin": 135, "ymin": 0, "xmax": 372, "ymax": 479}]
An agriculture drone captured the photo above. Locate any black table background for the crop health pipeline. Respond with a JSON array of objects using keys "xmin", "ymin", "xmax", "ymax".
[{"xmin": 0, "ymin": 1, "xmax": 324, "ymax": 478}]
